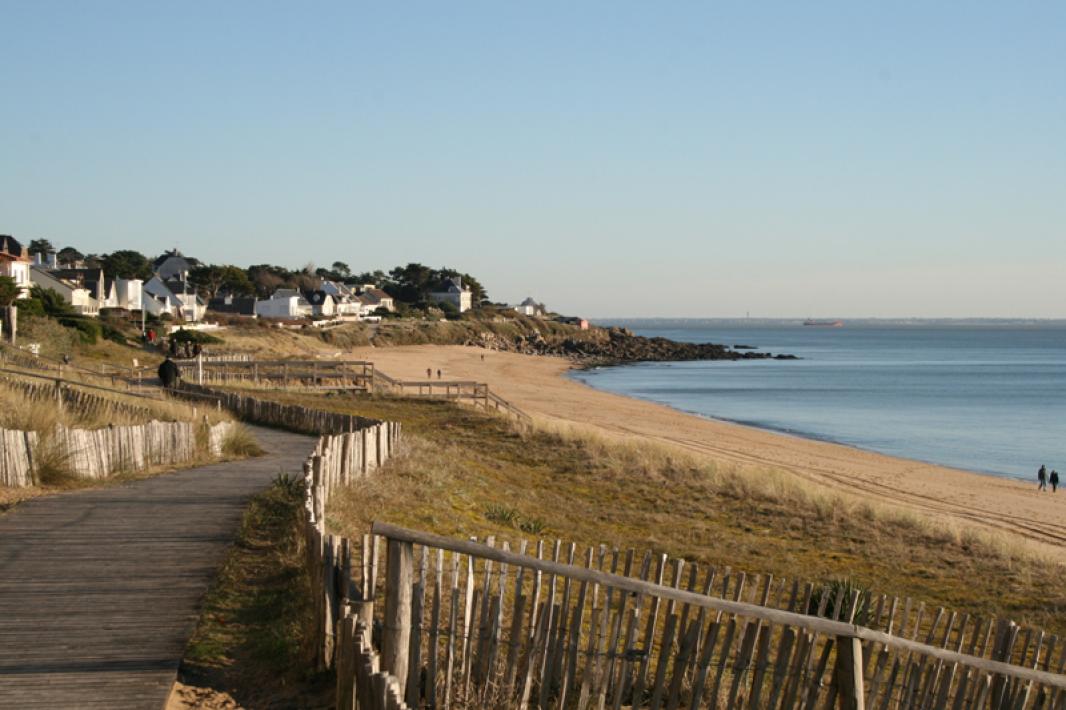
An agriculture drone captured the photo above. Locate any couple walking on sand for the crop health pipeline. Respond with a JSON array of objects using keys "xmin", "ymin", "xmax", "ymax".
[{"xmin": 1038, "ymin": 465, "xmax": 1059, "ymax": 492}]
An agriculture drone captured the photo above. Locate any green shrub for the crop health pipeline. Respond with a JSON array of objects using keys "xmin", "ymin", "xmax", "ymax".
[
  {"xmin": 518, "ymin": 517, "xmax": 549, "ymax": 535},
  {"xmin": 171, "ymin": 328, "xmax": 224, "ymax": 344},
  {"xmin": 484, "ymin": 504, "xmax": 520, "ymax": 527}
]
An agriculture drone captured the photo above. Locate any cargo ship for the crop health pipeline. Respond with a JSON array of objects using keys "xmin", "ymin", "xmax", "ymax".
[{"xmin": 803, "ymin": 319, "xmax": 844, "ymax": 327}]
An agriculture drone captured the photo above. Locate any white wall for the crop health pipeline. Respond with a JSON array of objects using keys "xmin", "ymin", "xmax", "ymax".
[{"xmin": 255, "ymin": 296, "xmax": 307, "ymax": 319}]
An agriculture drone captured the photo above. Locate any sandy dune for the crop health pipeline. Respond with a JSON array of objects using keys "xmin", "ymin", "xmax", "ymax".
[{"xmin": 345, "ymin": 344, "xmax": 1066, "ymax": 559}]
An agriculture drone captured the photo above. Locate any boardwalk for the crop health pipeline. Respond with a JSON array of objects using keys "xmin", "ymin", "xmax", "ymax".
[{"xmin": 0, "ymin": 426, "xmax": 315, "ymax": 710}]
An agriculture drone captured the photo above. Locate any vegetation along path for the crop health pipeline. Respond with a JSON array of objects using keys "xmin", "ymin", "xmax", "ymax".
[{"xmin": 0, "ymin": 425, "xmax": 315, "ymax": 710}]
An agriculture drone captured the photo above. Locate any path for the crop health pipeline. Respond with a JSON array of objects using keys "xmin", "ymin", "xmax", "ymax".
[{"xmin": 0, "ymin": 425, "xmax": 315, "ymax": 710}]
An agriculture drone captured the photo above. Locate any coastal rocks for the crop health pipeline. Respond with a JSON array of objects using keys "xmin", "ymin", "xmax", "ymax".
[{"xmin": 463, "ymin": 326, "xmax": 797, "ymax": 366}]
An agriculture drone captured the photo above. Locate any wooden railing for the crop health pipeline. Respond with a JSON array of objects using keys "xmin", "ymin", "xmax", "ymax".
[
  {"xmin": 374, "ymin": 377, "xmax": 532, "ymax": 424},
  {"xmin": 173, "ymin": 357, "xmax": 376, "ymax": 391}
]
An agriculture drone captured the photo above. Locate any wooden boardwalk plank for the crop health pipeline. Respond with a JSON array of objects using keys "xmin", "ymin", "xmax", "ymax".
[{"xmin": 0, "ymin": 425, "xmax": 315, "ymax": 710}]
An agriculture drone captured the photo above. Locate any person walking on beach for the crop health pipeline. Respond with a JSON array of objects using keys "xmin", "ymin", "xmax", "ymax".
[
  {"xmin": 437, "ymin": 369, "xmax": 442, "ymax": 379},
  {"xmin": 1051, "ymin": 470, "xmax": 1060, "ymax": 493},
  {"xmin": 426, "ymin": 368, "xmax": 432, "ymax": 379},
  {"xmin": 1038, "ymin": 465, "xmax": 1047, "ymax": 491}
]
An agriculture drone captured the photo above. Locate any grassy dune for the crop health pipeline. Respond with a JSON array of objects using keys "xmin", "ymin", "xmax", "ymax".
[{"xmin": 246, "ymin": 390, "xmax": 1066, "ymax": 638}]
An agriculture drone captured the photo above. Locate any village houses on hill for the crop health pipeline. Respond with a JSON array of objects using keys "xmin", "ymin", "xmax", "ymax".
[{"xmin": 428, "ymin": 277, "xmax": 473, "ymax": 313}]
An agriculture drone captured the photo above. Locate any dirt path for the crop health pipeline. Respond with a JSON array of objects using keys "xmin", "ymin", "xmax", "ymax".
[{"xmin": 0, "ymin": 426, "xmax": 315, "ymax": 710}]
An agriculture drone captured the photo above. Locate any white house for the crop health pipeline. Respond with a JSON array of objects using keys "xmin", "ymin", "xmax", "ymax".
[
  {"xmin": 320, "ymin": 281, "xmax": 365, "ymax": 316},
  {"xmin": 514, "ymin": 297, "xmax": 544, "ymax": 317},
  {"xmin": 143, "ymin": 276, "xmax": 206, "ymax": 322},
  {"xmin": 428, "ymin": 277, "xmax": 473, "ymax": 313},
  {"xmin": 255, "ymin": 289, "xmax": 312, "ymax": 319},
  {"xmin": 359, "ymin": 287, "xmax": 395, "ymax": 313},
  {"xmin": 29, "ymin": 266, "xmax": 99, "ymax": 315},
  {"xmin": 303, "ymin": 290, "xmax": 336, "ymax": 317},
  {"xmin": 0, "ymin": 235, "xmax": 32, "ymax": 298},
  {"xmin": 111, "ymin": 278, "xmax": 143, "ymax": 311}
]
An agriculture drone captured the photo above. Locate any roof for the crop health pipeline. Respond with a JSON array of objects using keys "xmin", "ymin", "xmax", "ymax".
[
  {"xmin": 519, "ymin": 297, "xmax": 538, "ymax": 306},
  {"xmin": 362, "ymin": 288, "xmax": 392, "ymax": 302},
  {"xmin": 0, "ymin": 235, "xmax": 28, "ymax": 260},
  {"xmin": 152, "ymin": 249, "xmax": 200, "ymax": 274},
  {"xmin": 433, "ymin": 277, "xmax": 468, "ymax": 294},
  {"xmin": 51, "ymin": 268, "xmax": 106, "ymax": 291},
  {"xmin": 208, "ymin": 295, "xmax": 257, "ymax": 315},
  {"xmin": 302, "ymin": 290, "xmax": 335, "ymax": 306}
]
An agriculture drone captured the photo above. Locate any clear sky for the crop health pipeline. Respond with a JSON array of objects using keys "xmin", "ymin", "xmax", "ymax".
[{"xmin": 1, "ymin": 2, "xmax": 1063, "ymax": 318}]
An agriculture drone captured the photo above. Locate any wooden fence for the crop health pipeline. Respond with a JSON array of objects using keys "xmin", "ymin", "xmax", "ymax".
[
  {"xmin": 1, "ymin": 370, "xmax": 158, "ymax": 421},
  {"xmin": 351, "ymin": 524, "xmax": 1066, "ymax": 709},
  {"xmin": 173, "ymin": 357, "xmax": 376, "ymax": 391},
  {"xmin": 176, "ymin": 382, "xmax": 384, "ymax": 435},
  {"xmin": 373, "ymin": 370, "xmax": 532, "ymax": 424},
  {"xmin": 0, "ymin": 420, "xmax": 235, "ymax": 487}
]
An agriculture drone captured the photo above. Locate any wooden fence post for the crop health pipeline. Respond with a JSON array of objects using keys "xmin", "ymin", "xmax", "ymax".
[
  {"xmin": 383, "ymin": 538, "xmax": 414, "ymax": 686},
  {"xmin": 833, "ymin": 634, "xmax": 865, "ymax": 710},
  {"xmin": 989, "ymin": 619, "xmax": 1019, "ymax": 708}
]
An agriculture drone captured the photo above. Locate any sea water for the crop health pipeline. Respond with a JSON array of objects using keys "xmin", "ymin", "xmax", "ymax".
[{"xmin": 570, "ymin": 321, "xmax": 1066, "ymax": 481}]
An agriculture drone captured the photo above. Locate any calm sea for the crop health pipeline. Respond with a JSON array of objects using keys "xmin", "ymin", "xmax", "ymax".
[{"xmin": 571, "ymin": 321, "xmax": 1066, "ymax": 481}]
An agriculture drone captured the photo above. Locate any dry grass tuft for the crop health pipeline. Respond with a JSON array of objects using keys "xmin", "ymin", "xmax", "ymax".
[
  {"xmin": 222, "ymin": 424, "xmax": 266, "ymax": 458},
  {"xmin": 31, "ymin": 432, "xmax": 80, "ymax": 488}
]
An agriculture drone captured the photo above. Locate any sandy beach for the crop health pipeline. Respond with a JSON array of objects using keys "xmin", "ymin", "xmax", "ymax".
[{"xmin": 345, "ymin": 344, "xmax": 1066, "ymax": 559}]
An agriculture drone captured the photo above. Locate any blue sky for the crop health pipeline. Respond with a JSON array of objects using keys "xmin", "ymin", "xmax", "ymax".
[{"xmin": 1, "ymin": 2, "xmax": 1063, "ymax": 317}]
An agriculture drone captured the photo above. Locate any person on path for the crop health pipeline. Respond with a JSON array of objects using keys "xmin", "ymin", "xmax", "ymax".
[
  {"xmin": 168, "ymin": 337, "xmax": 178, "ymax": 357},
  {"xmin": 1051, "ymin": 470, "xmax": 1060, "ymax": 493},
  {"xmin": 1038, "ymin": 465, "xmax": 1048, "ymax": 491},
  {"xmin": 158, "ymin": 356, "xmax": 180, "ymax": 389},
  {"xmin": 426, "ymin": 367, "xmax": 432, "ymax": 379},
  {"xmin": 437, "ymin": 369, "xmax": 442, "ymax": 379},
  {"xmin": 192, "ymin": 342, "xmax": 202, "ymax": 358}
]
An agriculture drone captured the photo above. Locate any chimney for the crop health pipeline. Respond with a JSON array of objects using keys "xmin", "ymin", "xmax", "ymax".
[{"xmin": 46, "ymin": 251, "xmax": 58, "ymax": 269}]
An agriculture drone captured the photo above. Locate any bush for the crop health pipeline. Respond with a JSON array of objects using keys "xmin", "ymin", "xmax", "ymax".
[
  {"xmin": 170, "ymin": 328, "xmax": 224, "ymax": 345},
  {"xmin": 62, "ymin": 317, "xmax": 101, "ymax": 344},
  {"xmin": 101, "ymin": 323, "xmax": 128, "ymax": 345}
]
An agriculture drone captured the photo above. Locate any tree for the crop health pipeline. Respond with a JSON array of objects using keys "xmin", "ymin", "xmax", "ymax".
[
  {"xmin": 188, "ymin": 265, "xmax": 226, "ymax": 299},
  {"xmin": 388, "ymin": 263, "xmax": 436, "ymax": 303},
  {"xmin": 57, "ymin": 247, "xmax": 84, "ymax": 265},
  {"xmin": 101, "ymin": 250, "xmax": 152, "ymax": 280},
  {"xmin": 219, "ymin": 265, "xmax": 254, "ymax": 296},
  {"xmin": 28, "ymin": 239, "xmax": 54, "ymax": 256},
  {"xmin": 0, "ymin": 276, "xmax": 19, "ymax": 343},
  {"xmin": 247, "ymin": 264, "xmax": 293, "ymax": 298},
  {"xmin": 0, "ymin": 276, "xmax": 20, "ymax": 307},
  {"xmin": 331, "ymin": 261, "xmax": 350, "ymax": 277}
]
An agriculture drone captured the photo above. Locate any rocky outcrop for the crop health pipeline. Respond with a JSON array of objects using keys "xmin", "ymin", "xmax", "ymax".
[{"xmin": 463, "ymin": 326, "xmax": 798, "ymax": 366}]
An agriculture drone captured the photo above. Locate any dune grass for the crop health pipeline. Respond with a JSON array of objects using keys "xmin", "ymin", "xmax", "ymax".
[
  {"xmin": 219, "ymin": 389, "xmax": 1066, "ymax": 638},
  {"xmin": 0, "ymin": 374, "xmax": 230, "ymax": 432}
]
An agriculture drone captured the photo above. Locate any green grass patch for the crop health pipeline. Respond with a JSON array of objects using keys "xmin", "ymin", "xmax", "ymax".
[{"xmin": 179, "ymin": 475, "xmax": 330, "ymax": 707}]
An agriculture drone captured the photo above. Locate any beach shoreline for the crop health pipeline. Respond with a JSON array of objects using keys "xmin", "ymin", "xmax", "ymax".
[{"xmin": 345, "ymin": 343, "xmax": 1065, "ymax": 558}]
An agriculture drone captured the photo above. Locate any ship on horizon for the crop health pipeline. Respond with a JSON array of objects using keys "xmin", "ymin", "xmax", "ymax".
[{"xmin": 803, "ymin": 319, "xmax": 844, "ymax": 327}]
